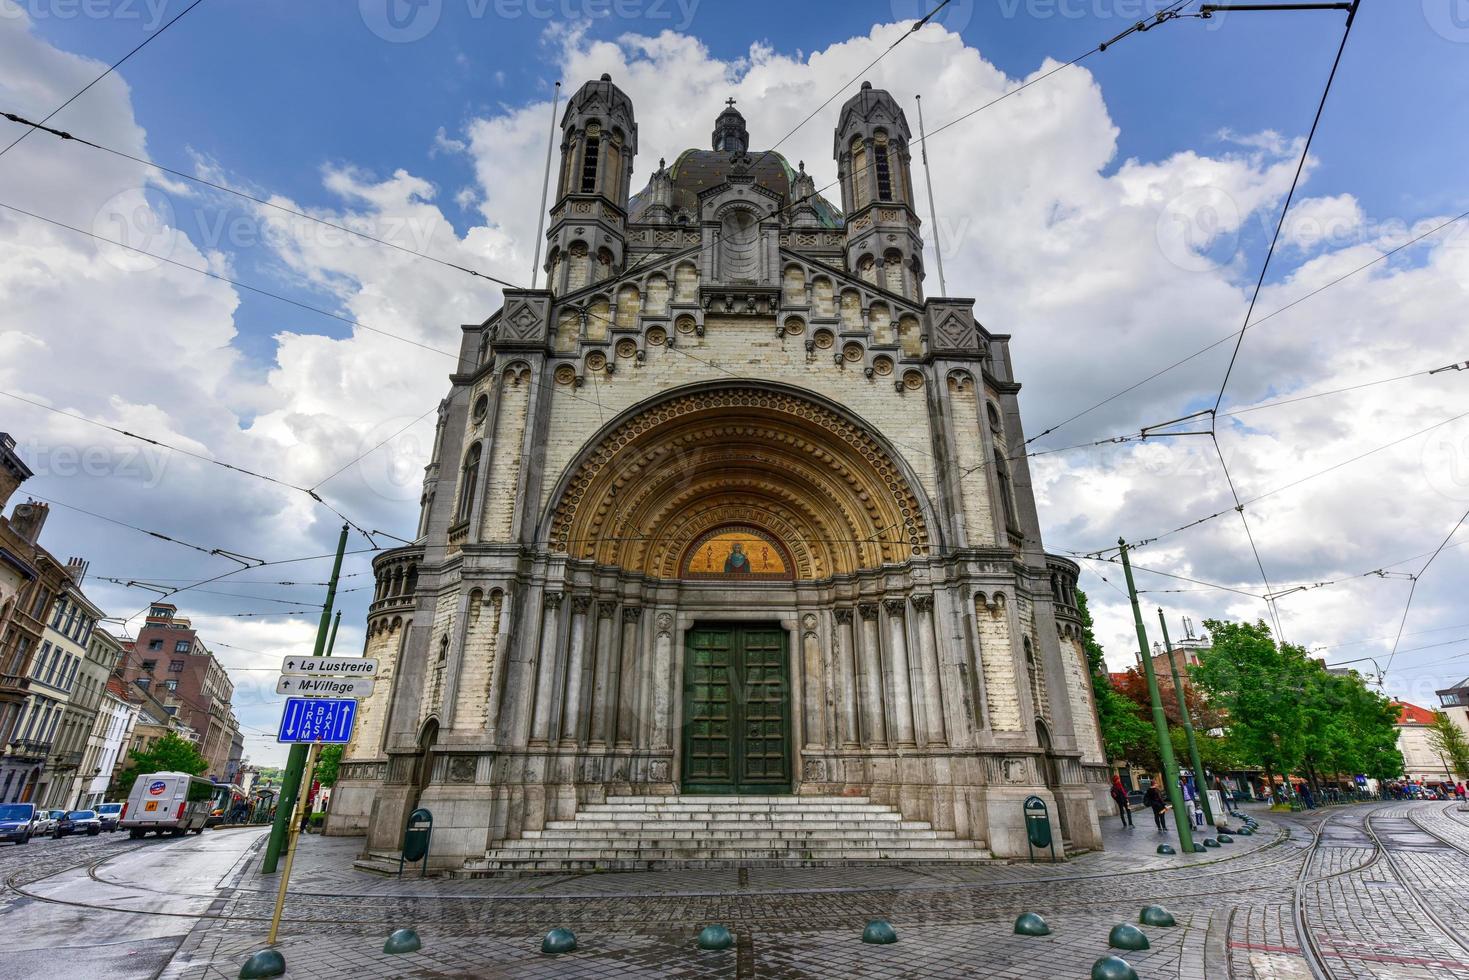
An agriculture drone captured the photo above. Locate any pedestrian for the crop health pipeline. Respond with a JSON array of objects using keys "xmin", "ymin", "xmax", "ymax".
[
  {"xmin": 1143, "ymin": 783, "xmax": 1168, "ymax": 832},
  {"xmin": 1110, "ymin": 775, "xmax": 1134, "ymax": 828},
  {"xmin": 1457, "ymin": 782, "xmax": 1466, "ymax": 801}
]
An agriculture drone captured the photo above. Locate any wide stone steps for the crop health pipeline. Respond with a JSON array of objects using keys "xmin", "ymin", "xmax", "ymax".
[{"xmin": 468, "ymin": 795, "xmax": 991, "ymax": 872}]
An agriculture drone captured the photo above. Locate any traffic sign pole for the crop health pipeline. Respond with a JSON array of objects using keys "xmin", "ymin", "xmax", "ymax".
[
  {"xmin": 263, "ymin": 523, "xmax": 348, "ymax": 875},
  {"xmin": 267, "ymin": 739, "xmax": 319, "ymax": 945}
]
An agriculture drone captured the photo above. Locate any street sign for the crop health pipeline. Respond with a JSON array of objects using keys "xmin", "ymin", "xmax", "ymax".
[
  {"xmin": 276, "ymin": 698, "xmax": 358, "ymax": 743},
  {"xmin": 275, "ymin": 675, "xmax": 375, "ymax": 698},
  {"xmin": 280, "ymin": 656, "xmax": 378, "ymax": 677}
]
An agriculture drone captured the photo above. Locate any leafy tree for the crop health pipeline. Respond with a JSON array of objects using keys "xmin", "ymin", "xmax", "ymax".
[
  {"xmin": 113, "ymin": 731, "xmax": 209, "ymax": 796},
  {"xmin": 1298, "ymin": 664, "xmax": 1401, "ymax": 791},
  {"xmin": 1076, "ymin": 591, "xmax": 1154, "ymax": 765},
  {"xmin": 1426, "ymin": 711, "xmax": 1469, "ymax": 780},
  {"xmin": 1192, "ymin": 620, "xmax": 1308, "ymax": 801},
  {"xmin": 314, "ymin": 744, "xmax": 343, "ymax": 788}
]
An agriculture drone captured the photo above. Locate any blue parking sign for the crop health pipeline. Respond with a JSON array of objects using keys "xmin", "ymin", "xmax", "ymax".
[{"xmin": 277, "ymin": 697, "xmax": 357, "ymax": 743}]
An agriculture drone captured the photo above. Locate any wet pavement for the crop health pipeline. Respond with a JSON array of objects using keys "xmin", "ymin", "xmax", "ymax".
[{"xmin": 2, "ymin": 801, "xmax": 1467, "ymax": 978}]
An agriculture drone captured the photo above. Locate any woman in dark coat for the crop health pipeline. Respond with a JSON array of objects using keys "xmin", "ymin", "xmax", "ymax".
[
  {"xmin": 1110, "ymin": 775, "xmax": 1134, "ymax": 827},
  {"xmin": 1143, "ymin": 784, "xmax": 1168, "ymax": 831}
]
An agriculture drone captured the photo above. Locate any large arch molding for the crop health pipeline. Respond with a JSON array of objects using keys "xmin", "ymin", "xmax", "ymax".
[{"xmin": 541, "ymin": 382, "xmax": 937, "ymax": 577}]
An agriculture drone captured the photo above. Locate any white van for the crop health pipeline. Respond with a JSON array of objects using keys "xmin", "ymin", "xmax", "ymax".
[{"xmin": 119, "ymin": 772, "xmax": 214, "ymax": 838}]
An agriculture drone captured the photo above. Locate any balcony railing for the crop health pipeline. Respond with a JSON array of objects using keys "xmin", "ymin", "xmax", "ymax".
[{"xmin": 5, "ymin": 738, "xmax": 52, "ymax": 761}]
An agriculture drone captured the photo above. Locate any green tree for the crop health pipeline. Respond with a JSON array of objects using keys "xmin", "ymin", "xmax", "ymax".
[
  {"xmin": 113, "ymin": 731, "xmax": 209, "ymax": 796},
  {"xmin": 314, "ymin": 744, "xmax": 343, "ymax": 788},
  {"xmin": 1076, "ymin": 591, "xmax": 1154, "ymax": 764},
  {"xmin": 1426, "ymin": 711, "xmax": 1469, "ymax": 780},
  {"xmin": 1192, "ymin": 620, "xmax": 1308, "ymax": 801},
  {"xmin": 1298, "ymin": 665, "xmax": 1401, "ymax": 791}
]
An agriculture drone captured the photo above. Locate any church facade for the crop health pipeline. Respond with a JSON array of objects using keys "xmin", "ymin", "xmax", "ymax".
[{"xmin": 329, "ymin": 76, "xmax": 1108, "ymax": 867}]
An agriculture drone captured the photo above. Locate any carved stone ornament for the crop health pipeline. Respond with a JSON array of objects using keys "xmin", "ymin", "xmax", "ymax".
[
  {"xmin": 448, "ymin": 756, "xmax": 477, "ymax": 784},
  {"xmin": 1003, "ymin": 757, "xmax": 1028, "ymax": 784},
  {"xmin": 572, "ymin": 596, "xmax": 594, "ymax": 614},
  {"xmin": 544, "ymin": 591, "xmax": 564, "ymax": 609},
  {"xmin": 834, "ymin": 608, "xmax": 854, "ymax": 626},
  {"xmin": 801, "ymin": 613, "xmax": 818, "ymax": 631},
  {"xmin": 623, "ymin": 606, "xmax": 643, "ymax": 623},
  {"xmin": 858, "ymin": 602, "xmax": 879, "ymax": 621},
  {"xmin": 883, "ymin": 598, "xmax": 906, "ymax": 617},
  {"xmin": 803, "ymin": 759, "xmax": 827, "ymax": 782},
  {"xmin": 597, "ymin": 600, "xmax": 618, "ymax": 619},
  {"xmin": 656, "ymin": 612, "xmax": 673, "ymax": 637},
  {"xmin": 911, "ymin": 594, "xmax": 934, "ymax": 613}
]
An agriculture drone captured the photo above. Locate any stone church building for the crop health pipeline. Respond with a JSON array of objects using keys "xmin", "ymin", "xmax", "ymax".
[{"xmin": 329, "ymin": 76, "xmax": 1108, "ymax": 869}]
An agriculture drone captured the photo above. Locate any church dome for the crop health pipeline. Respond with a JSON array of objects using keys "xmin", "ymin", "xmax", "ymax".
[{"xmin": 627, "ymin": 149, "xmax": 843, "ymax": 228}]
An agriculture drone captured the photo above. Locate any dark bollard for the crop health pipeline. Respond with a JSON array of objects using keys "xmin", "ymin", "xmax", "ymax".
[
  {"xmin": 1092, "ymin": 955, "xmax": 1140, "ymax": 980},
  {"xmin": 1192, "ymin": 843, "xmax": 1207, "ymax": 853},
  {"xmin": 1108, "ymin": 923, "xmax": 1150, "ymax": 951},
  {"xmin": 862, "ymin": 919, "xmax": 898, "ymax": 944},
  {"xmin": 1013, "ymin": 912, "xmax": 1051, "ymax": 936},
  {"xmin": 1217, "ymin": 834, "xmax": 1234, "ymax": 844},
  {"xmin": 542, "ymin": 928, "xmax": 577, "ymax": 954},
  {"xmin": 1203, "ymin": 838, "xmax": 1220, "ymax": 848},
  {"xmin": 697, "ymin": 925, "xmax": 734, "ymax": 950},
  {"xmin": 383, "ymin": 928, "xmax": 422, "ymax": 954},
  {"xmin": 1140, "ymin": 905, "xmax": 1176, "ymax": 927},
  {"xmin": 239, "ymin": 950, "xmax": 286, "ymax": 979},
  {"xmin": 1156, "ymin": 844, "xmax": 1176, "ymax": 855}
]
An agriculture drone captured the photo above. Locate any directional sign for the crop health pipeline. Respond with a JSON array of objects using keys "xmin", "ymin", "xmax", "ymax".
[
  {"xmin": 277, "ymin": 698, "xmax": 358, "ymax": 744},
  {"xmin": 280, "ymin": 656, "xmax": 378, "ymax": 678},
  {"xmin": 275, "ymin": 675, "xmax": 375, "ymax": 698}
]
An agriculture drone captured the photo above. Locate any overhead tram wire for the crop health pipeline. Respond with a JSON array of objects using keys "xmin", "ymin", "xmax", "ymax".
[
  {"xmin": 1082, "ymin": 408, "xmax": 1469, "ymax": 558},
  {"xmin": 1190, "ymin": 1, "xmax": 1361, "ymax": 642},
  {"xmin": 1382, "ymin": 506, "xmax": 1469, "ymax": 680},
  {"xmin": 1211, "ymin": 0, "xmax": 1360, "ymax": 415},
  {"xmin": 0, "ymin": 110, "xmax": 525, "ymax": 292},
  {"xmin": 0, "ymin": 0, "xmax": 207, "ymax": 160},
  {"xmin": 559, "ymin": 0, "xmax": 1200, "ymax": 344},
  {"xmin": 1021, "ymin": 208, "xmax": 1469, "ymax": 449}
]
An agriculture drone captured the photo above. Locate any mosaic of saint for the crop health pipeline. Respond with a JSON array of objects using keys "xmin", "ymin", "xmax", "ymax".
[{"xmin": 681, "ymin": 527, "xmax": 793, "ymax": 580}]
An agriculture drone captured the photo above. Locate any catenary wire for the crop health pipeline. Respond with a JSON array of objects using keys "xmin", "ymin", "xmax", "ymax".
[
  {"xmin": 1383, "ymin": 506, "xmax": 1469, "ymax": 679},
  {"xmin": 0, "ymin": 0, "xmax": 207, "ymax": 160}
]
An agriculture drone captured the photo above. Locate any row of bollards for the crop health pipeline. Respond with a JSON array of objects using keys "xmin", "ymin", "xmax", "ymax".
[
  {"xmin": 240, "ymin": 819, "xmax": 1263, "ymax": 977},
  {"xmin": 1156, "ymin": 813, "xmax": 1258, "ymax": 857},
  {"xmin": 1007, "ymin": 903, "xmax": 1181, "ymax": 980}
]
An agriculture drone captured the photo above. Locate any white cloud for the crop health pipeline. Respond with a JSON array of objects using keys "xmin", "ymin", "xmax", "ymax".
[{"xmin": 3, "ymin": 13, "xmax": 1465, "ymax": 763}]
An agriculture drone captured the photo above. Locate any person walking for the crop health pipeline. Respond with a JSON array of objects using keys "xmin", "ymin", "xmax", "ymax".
[
  {"xmin": 1110, "ymin": 775, "xmax": 1134, "ymax": 828},
  {"xmin": 1143, "ymin": 783, "xmax": 1168, "ymax": 832}
]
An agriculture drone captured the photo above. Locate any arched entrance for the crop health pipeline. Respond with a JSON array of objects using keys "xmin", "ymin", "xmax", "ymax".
[{"xmin": 542, "ymin": 383, "xmax": 937, "ymax": 794}]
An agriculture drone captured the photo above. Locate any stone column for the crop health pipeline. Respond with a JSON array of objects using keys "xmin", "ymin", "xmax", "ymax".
[
  {"xmin": 911, "ymin": 595, "xmax": 948, "ymax": 746},
  {"xmin": 801, "ymin": 612, "xmax": 824, "ymax": 749},
  {"xmin": 588, "ymin": 600, "xmax": 618, "ymax": 746},
  {"xmin": 528, "ymin": 592, "xmax": 563, "ymax": 743},
  {"xmin": 834, "ymin": 609, "xmax": 859, "ymax": 747},
  {"xmin": 651, "ymin": 611, "xmax": 675, "ymax": 750},
  {"xmin": 559, "ymin": 596, "xmax": 593, "ymax": 744},
  {"xmin": 615, "ymin": 607, "xmax": 642, "ymax": 747},
  {"xmin": 856, "ymin": 602, "xmax": 886, "ymax": 745},
  {"xmin": 884, "ymin": 598, "xmax": 917, "ymax": 746}
]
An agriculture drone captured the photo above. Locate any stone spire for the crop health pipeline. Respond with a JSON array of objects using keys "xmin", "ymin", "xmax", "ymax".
[{"xmin": 712, "ymin": 97, "xmax": 749, "ymax": 154}]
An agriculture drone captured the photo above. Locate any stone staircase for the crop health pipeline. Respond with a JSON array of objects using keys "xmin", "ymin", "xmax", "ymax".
[{"xmin": 464, "ymin": 795, "xmax": 991, "ymax": 872}]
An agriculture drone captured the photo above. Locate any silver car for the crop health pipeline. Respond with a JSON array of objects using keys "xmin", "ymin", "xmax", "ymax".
[{"xmin": 31, "ymin": 809, "xmax": 62, "ymax": 836}]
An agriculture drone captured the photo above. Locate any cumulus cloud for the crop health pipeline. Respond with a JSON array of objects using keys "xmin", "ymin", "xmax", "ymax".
[{"xmin": 3, "ymin": 13, "xmax": 1465, "ymax": 761}]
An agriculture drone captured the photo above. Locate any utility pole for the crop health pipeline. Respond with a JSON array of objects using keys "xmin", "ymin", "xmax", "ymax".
[
  {"xmin": 1119, "ymin": 539, "xmax": 1194, "ymax": 853},
  {"xmin": 262, "ymin": 523, "xmax": 349, "ymax": 874},
  {"xmin": 913, "ymin": 94, "xmax": 947, "ymax": 297},
  {"xmin": 1157, "ymin": 609, "xmax": 1214, "ymax": 826}
]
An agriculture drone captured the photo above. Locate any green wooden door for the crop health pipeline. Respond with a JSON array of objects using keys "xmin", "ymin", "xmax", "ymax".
[{"xmin": 682, "ymin": 626, "xmax": 791, "ymax": 794}]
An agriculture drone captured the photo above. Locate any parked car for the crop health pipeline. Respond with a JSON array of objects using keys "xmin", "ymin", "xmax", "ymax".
[
  {"xmin": 31, "ymin": 809, "xmax": 63, "ymax": 836},
  {"xmin": 53, "ymin": 810, "xmax": 102, "ymax": 838},
  {"xmin": 95, "ymin": 802, "xmax": 123, "ymax": 832},
  {"xmin": 0, "ymin": 803, "xmax": 37, "ymax": 844}
]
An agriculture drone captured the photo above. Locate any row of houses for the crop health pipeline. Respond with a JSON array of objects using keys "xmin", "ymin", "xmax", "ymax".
[{"xmin": 0, "ymin": 433, "xmax": 243, "ymax": 808}]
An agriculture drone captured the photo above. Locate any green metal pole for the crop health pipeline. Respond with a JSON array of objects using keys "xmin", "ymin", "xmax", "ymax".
[
  {"xmin": 1157, "ymin": 609, "xmax": 1214, "ymax": 827},
  {"xmin": 262, "ymin": 524, "xmax": 350, "ymax": 874},
  {"xmin": 1118, "ymin": 540, "xmax": 1194, "ymax": 853},
  {"xmin": 325, "ymin": 610, "xmax": 342, "ymax": 657}
]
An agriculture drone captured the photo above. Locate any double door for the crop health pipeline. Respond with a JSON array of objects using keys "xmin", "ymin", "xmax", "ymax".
[{"xmin": 681, "ymin": 626, "xmax": 791, "ymax": 794}]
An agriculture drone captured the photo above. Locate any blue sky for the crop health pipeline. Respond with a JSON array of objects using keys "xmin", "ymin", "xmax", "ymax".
[
  {"xmin": 24, "ymin": 0, "xmax": 1469, "ymax": 376},
  {"xmin": 4, "ymin": 1, "xmax": 1467, "ymax": 765}
]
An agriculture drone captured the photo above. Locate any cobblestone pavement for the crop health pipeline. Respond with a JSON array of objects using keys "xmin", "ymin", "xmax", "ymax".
[{"xmin": 9, "ymin": 801, "xmax": 1469, "ymax": 978}]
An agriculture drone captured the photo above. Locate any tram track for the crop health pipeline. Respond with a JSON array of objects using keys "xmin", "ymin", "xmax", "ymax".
[{"xmin": 1291, "ymin": 801, "xmax": 1469, "ymax": 980}]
